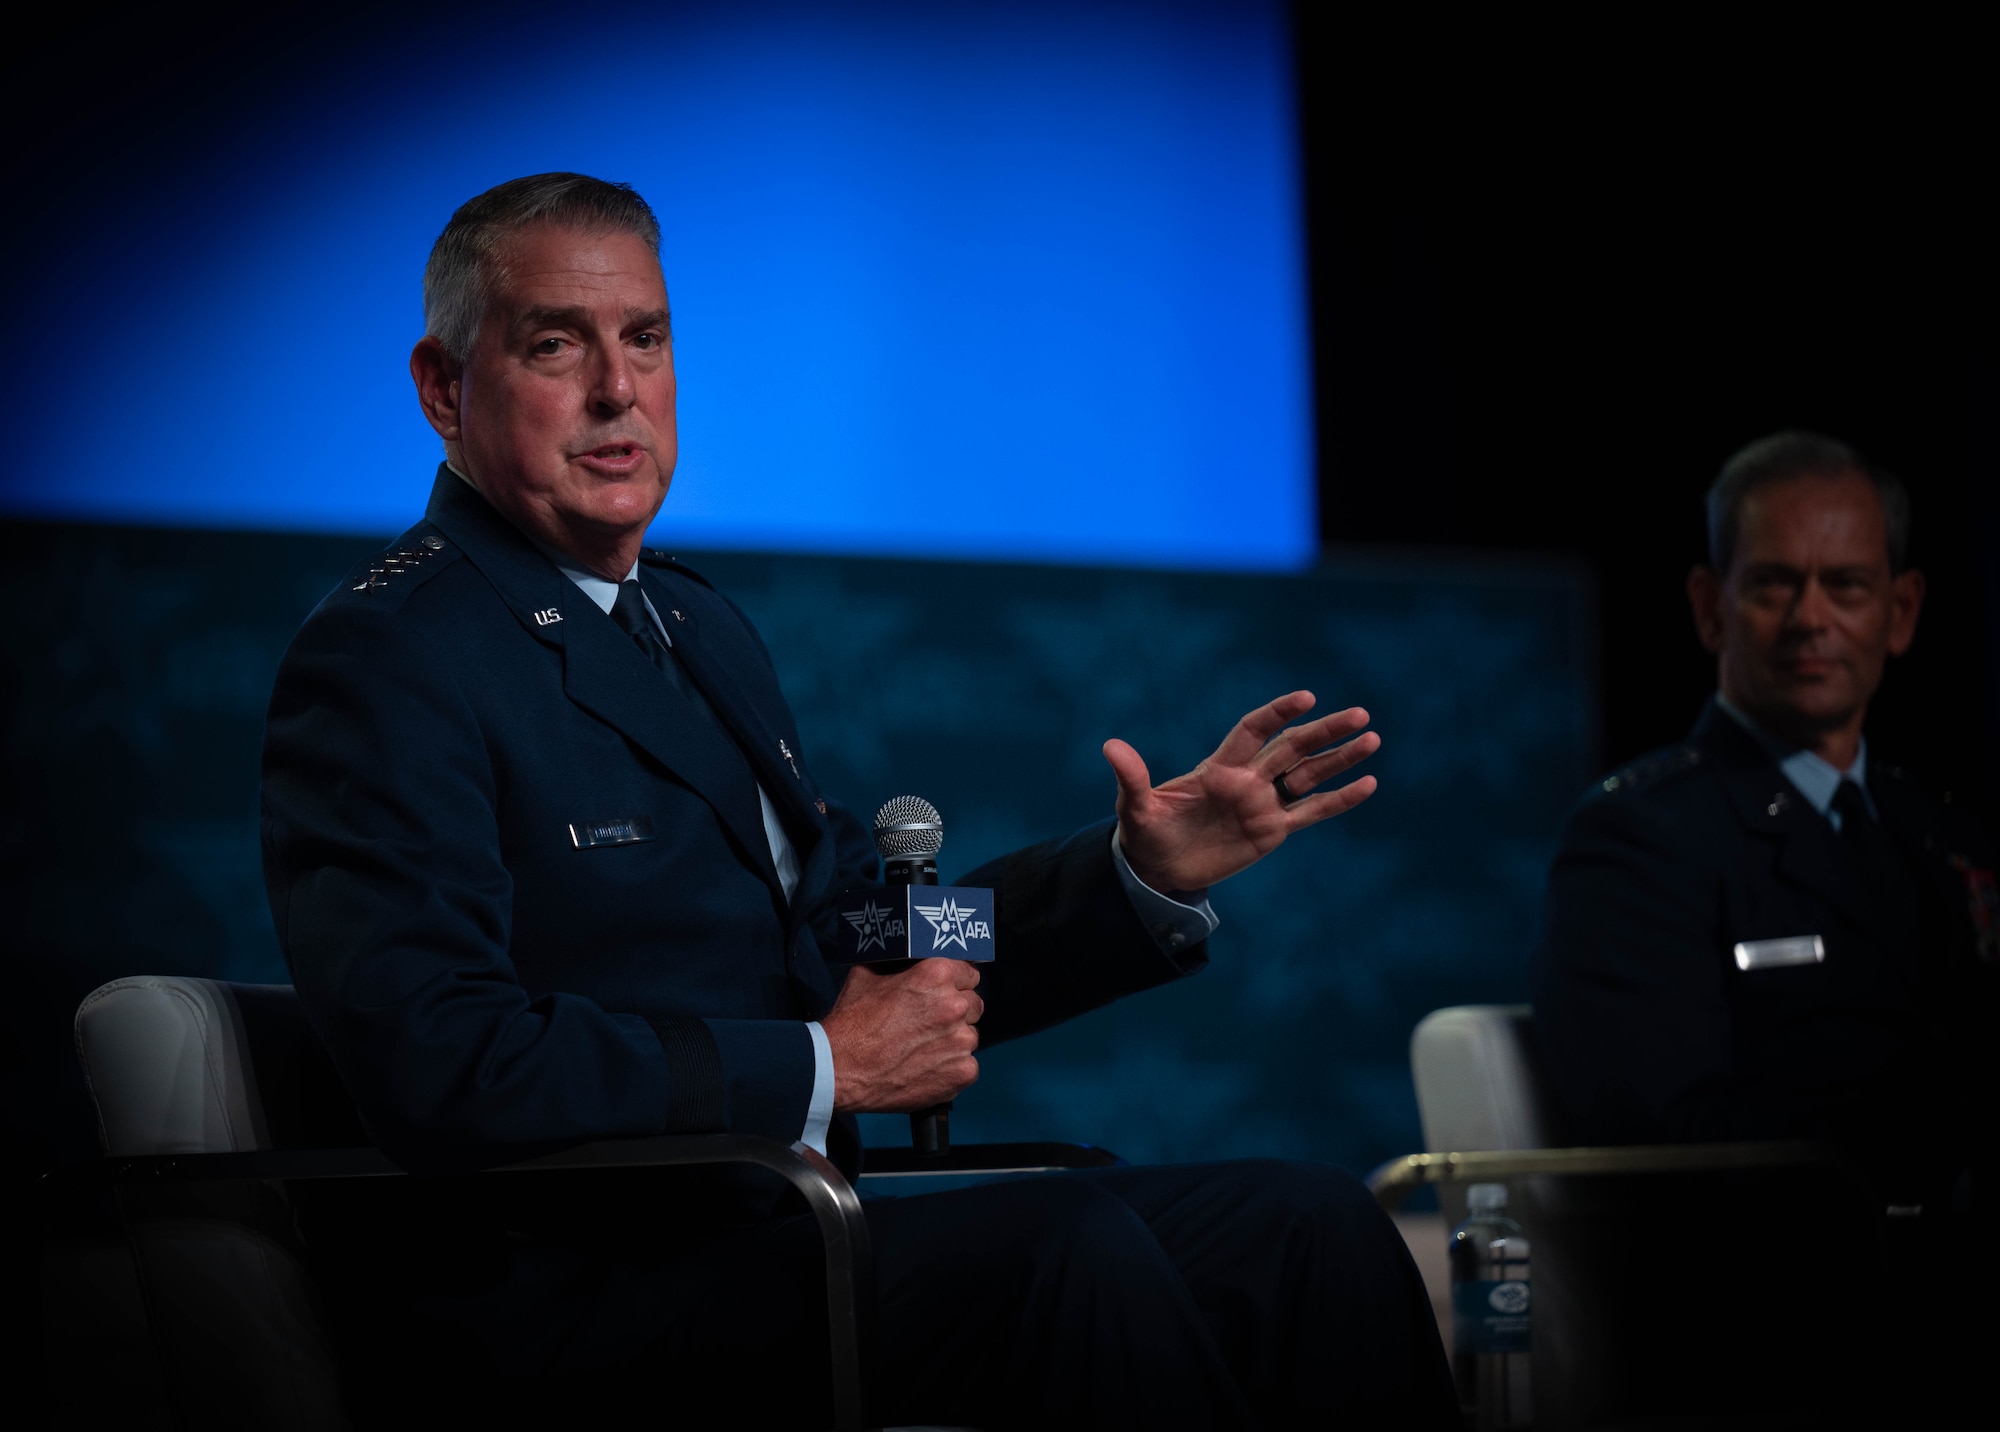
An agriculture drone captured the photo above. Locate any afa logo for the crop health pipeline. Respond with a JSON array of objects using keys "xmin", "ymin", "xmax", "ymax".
[
  {"xmin": 912, "ymin": 897, "xmax": 993, "ymax": 952},
  {"xmin": 844, "ymin": 901, "xmax": 907, "ymax": 955}
]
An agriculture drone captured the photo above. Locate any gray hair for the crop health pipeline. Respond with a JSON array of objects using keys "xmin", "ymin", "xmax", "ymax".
[
  {"xmin": 1705, "ymin": 430, "xmax": 1912, "ymax": 573},
  {"xmin": 423, "ymin": 173, "xmax": 665, "ymax": 364}
]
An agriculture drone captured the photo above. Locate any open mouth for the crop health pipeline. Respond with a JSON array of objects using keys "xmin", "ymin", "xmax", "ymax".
[{"xmin": 577, "ymin": 443, "xmax": 645, "ymax": 472}]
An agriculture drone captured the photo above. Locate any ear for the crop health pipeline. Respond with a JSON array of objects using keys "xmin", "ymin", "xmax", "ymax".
[
  {"xmin": 1886, "ymin": 568, "xmax": 1925, "ymax": 657},
  {"xmin": 410, "ymin": 337, "xmax": 462, "ymax": 443},
  {"xmin": 1686, "ymin": 564, "xmax": 1726, "ymax": 654}
]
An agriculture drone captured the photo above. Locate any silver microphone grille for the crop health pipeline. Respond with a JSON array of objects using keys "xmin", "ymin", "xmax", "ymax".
[{"xmin": 873, "ymin": 795, "xmax": 944, "ymax": 859}]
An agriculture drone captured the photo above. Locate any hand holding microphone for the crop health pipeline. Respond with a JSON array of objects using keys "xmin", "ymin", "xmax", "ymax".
[
  {"xmin": 825, "ymin": 797, "xmax": 995, "ymax": 1154},
  {"xmin": 820, "ymin": 957, "xmax": 983, "ymax": 1112}
]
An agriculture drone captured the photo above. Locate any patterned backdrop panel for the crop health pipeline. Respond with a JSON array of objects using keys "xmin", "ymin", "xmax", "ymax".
[{"xmin": 0, "ymin": 522, "xmax": 1590, "ymax": 1178}]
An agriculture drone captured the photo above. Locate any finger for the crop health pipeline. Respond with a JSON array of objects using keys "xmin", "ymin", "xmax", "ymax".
[
  {"xmin": 946, "ymin": 959, "xmax": 981, "ymax": 990},
  {"xmin": 1212, "ymin": 690, "xmax": 1316, "ymax": 765},
  {"xmin": 1255, "ymin": 706, "xmax": 1372, "ymax": 775},
  {"xmin": 1101, "ymin": 738, "xmax": 1154, "ymax": 805},
  {"xmin": 962, "ymin": 990, "xmax": 986, "ymax": 1025},
  {"xmin": 906, "ymin": 958, "xmax": 951, "ymax": 988},
  {"xmin": 1271, "ymin": 730, "xmax": 1381, "ymax": 792},
  {"xmin": 1283, "ymin": 772, "xmax": 1379, "ymax": 827}
]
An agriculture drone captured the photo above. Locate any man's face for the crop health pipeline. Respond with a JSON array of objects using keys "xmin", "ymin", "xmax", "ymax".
[
  {"xmin": 1690, "ymin": 471, "xmax": 1923, "ymax": 746},
  {"xmin": 441, "ymin": 224, "xmax": 677, "ymax": 566}
]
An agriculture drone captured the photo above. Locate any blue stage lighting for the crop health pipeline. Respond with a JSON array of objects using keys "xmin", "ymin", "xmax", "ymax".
[{"xmin": 3, "ymin": 1, "xmax": 1311, "ymax": 571}]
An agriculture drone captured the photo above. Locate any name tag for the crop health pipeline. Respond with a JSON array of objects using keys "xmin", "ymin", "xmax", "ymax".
[
  {"xmin": 569, "ymin": 816, "xmax": 656, "ymax": 849},
  {"xmin": 1733, "ymin": 936, "xmax": 1824, "ymax": 972}
]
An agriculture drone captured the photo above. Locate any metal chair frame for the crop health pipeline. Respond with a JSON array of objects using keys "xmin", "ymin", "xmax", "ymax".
[{"xmin": 44, "ymin": 1136, "xmax": 1120, "ymax": 1432}]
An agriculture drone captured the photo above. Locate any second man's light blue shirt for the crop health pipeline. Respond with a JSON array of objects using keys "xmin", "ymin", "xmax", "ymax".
[{"xmin": 1716, "ymin": 694, "xmax": 1874, "ymax": 829}]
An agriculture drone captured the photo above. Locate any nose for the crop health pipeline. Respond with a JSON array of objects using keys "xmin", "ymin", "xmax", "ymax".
[
  {"xmin": 587, "ymin": 342, "xmax": 637, "ymax": 416},
  {"xmin": 1788, "ymin": 575, "xmax": 1834, "ymax": 631}
]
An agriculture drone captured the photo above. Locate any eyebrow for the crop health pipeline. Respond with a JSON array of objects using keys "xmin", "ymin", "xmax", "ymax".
[
  {"xmin": 511, "ymin": 305, "xmax": 673, "ymax": 342},
  {"xmin": 511, "ymin": 305, "xmax": 590, "ymax": 341},
  {"xmin": 1741, "ymin": 561, "xmax": 1879, "ymax": 579}
]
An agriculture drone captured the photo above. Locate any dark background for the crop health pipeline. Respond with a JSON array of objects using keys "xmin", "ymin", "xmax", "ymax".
[
  {"xmin": 4, "ymin": 2, "xmax": 1992, "ymax": 1182},
  {"xmin": 1295, "ymin": 11, "xmax": 1999, "ymax": 815}
]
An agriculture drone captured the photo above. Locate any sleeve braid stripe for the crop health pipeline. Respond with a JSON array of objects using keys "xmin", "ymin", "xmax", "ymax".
[{"xmin": 646, "ymin": 1017, "xmax": 727, "ymax": 1133}]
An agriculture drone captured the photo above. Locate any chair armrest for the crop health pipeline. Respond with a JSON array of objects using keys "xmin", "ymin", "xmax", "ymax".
[
  {"xmin": 1363, "ymin": 1139, "xmax": 1840, "ymax": 1211},
  {"xmin": 861, "ymin": 1140, "xmax": 1124, "ymax": 1178},
  {"xmin": 43, "ymin": 1135, "xmax": 875, "ymax": 1432}
]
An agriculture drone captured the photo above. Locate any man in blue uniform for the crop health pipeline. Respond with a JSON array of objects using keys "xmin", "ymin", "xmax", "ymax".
[
  {"xmin": 1530, "ymin": 431, "xmax": 1996, "ymax": 1417},
  {"xmin": 261, "ymin": 173, "xmax": 1456, "ymax": 1427}
]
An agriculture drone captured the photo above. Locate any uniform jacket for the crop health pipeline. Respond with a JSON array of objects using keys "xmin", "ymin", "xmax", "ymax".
[
  {"xmin": 1530, "ymin": 699, "xmax": 1997, "ymax": 1165},
  {"xmin": 261, "ymin": 468, "xmax": 1200, "ymax": 1176}
]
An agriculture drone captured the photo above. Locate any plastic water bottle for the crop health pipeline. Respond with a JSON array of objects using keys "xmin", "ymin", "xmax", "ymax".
[{"xmin": 1449, "ymin": 1182, "xmax": 1532, "ymax": 1430}]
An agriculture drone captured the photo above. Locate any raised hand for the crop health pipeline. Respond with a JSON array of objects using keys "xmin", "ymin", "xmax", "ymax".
[
  {"xmin": 1104, "ymin": 691, "xmax": 1380, "ymax": 894},
  {"xmin": 821, "ymin": 958, "xmax": 985, "ymax": 1112}
]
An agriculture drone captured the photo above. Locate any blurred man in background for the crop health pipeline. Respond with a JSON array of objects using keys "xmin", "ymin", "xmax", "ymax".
[{"xmin": 1532, "ymin": 430, "xmax": 1995, "ymax": 1418}]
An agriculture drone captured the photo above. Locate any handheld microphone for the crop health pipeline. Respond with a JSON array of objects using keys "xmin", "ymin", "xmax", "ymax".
[
  {"xmin": 835, "ymin": 796, "xmax": 995, "ymax": 1156},
  {"xmin": 874, "ymin": 794, "xmax": 943, "ymax": 886}
]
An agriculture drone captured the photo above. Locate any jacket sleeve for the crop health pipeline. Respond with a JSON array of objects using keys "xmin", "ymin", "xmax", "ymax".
[
  {"xmin": 261, "ymin": 599, "xmax": 742, "ymax": 1172},
  {"xmin": 960, "ymin": 818, "xmax": 1205, "ymax": 1047}
]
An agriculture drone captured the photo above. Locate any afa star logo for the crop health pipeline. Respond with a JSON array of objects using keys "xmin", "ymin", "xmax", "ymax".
[
  {"xmin": 844, "ymin": 901, "xmax": 905, "ymax": 954},
  {"xmin": 913, "ymin": 897, "xmax": 993, "ymax": 952}
]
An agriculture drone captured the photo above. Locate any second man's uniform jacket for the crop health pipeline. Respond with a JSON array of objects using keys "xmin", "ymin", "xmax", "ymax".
[{"xmin": 1529, "ymin": 700, "xmax": 1997, "ymax": 1188}]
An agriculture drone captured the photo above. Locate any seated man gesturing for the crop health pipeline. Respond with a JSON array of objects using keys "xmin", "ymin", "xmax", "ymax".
[{"xmin": 261, "ymin": 172, "xmax": 1456, "ymax": 1429}]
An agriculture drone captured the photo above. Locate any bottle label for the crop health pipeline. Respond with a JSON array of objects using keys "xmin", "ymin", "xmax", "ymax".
[{"xmin": 1453, "ymin": 1279, "xmax": 1532, "ymax": 1354}]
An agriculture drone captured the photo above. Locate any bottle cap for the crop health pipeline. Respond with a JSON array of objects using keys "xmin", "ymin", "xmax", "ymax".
[{"xmin": 1467, "ymin": 1182, "xmax": 1508, "ymax": 1211}]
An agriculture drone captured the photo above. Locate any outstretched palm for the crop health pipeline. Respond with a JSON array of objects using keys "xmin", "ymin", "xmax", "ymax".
[{"xmin": 1106, "ymin": 691, "xmax": 1380, "ymax": 894}]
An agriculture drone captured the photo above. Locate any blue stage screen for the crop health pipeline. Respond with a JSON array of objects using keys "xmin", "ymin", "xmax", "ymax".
[{"xmin": 2, "ymin": 0, "xmax": 1312, "ymax": 571}]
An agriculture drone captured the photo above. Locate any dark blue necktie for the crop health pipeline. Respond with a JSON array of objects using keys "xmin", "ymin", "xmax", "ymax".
[
  {"xmin": 1832, "ymin": 779, "xmax": 1873, "ymax": 847},
  {"xmin": 610, "ymin": 579, "xmax": 701, "ymax": 707}
]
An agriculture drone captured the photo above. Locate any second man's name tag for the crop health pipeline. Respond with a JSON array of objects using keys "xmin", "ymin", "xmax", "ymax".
[
  {"xmin": 1733, "ymin": 935, "xmax": 1824, "ymax": 972},
  {"xmin": 570, "ymin": 816, "xmax": 656, "ymax": 849}
]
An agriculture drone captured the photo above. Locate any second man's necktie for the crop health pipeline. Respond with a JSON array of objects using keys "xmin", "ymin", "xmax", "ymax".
[{"xmin": 1832, "ymin": 779, "xmax": 1873, "ymax": 848}]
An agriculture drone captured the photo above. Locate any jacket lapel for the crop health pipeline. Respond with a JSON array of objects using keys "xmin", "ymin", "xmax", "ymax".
[
  {"xmin": 559, "ymin": 610, "xmax": 782, "ymax": 891},
  {"xmin": 640, "ymin": 567, "xmax": 834, "ymax": 904},
  {"xmin": 1872, "ymin": 769, "xmax": 1981, "ymax": 968},
  {"xmin": 423, "ymin": 470, "xmax": 782, "ymax": 893}
]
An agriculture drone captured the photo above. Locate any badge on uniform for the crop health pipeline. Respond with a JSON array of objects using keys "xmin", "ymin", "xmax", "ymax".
[
  {"xmin": 569, "ymin": 817, "xmax": 656, "ymax": 849},
  {"xmin": 1733, "ymin": 936, "xmax": 1824, "ymax": 971},
  {"xmin": 1947, "ymin": 854, "xmax": 1998, "ymax": 965}
]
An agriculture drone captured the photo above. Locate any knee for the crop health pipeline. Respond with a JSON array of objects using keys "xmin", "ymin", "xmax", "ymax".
[
  {"xmin": 1187, "ymin": 1162, "xmax": 1421, "ymax": 1308},
  {"xmin": 1005, "ymin": 1177, "xmax": 1176, "ymax": 1284},
  {"xmin": 1224, "ymin": 1159, "xmax": 1393, "ymax": 1242}
]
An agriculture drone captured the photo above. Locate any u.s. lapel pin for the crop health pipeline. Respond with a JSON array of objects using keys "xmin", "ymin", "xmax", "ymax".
[
  {"xmin": 671, "ymin": 609, "xmax": 685, "ymax": 622},
  {"xmin": 778, "ymin": 738, "xmax": 800, "ymax": 779}
]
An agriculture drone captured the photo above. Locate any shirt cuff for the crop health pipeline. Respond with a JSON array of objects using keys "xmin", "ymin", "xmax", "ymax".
[
  {"xmin": 1111, "ymin": 827, "xmax": 1220, "ymax": 954},
  {"xmin": 802, "ymin": 1020, "xmax": 835, "ymax": 1156}
]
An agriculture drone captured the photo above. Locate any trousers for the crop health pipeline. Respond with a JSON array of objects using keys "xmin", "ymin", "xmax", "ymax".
[{"xmin": 349, "ymin": 1158, "xmax": 1457, "ymax": 1429}]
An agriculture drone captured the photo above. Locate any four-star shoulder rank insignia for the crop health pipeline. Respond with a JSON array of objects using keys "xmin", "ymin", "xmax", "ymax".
[{"xmin": 353, "ymin": 539, "xmax": 442, "ymax": 593}]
